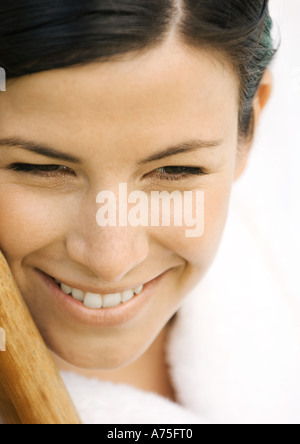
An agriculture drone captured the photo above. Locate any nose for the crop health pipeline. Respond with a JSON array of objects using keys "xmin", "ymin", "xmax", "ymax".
[{"xmin": 65, "ymin": 194, "xmax": 149, "ymax": 283}]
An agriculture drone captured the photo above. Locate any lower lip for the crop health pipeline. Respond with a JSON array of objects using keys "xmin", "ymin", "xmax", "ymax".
[{"xmin": 36, "ymin": 269, "xmax": 167, "ymax": 328}]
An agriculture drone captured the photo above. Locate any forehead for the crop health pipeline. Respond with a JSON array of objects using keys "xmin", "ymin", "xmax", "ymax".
[{"xmin": 0, "ymin": 42, "xmax": 239, "ymax": 154}]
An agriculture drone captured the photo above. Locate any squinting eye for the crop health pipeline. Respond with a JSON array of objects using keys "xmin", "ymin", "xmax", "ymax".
[
  {"xmin": 152, "ymin": 166, "xmax": 207, "ymax": 181},
  {"xmin": 9, "ymin": 163, "xmax": 76, "ymax": 177},
  {"xmin": 8, "ymin": 163, "xmax": 206, "ymax": 181}
]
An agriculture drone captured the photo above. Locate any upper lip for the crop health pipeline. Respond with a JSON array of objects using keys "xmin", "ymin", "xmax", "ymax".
[{"xmin": 40, "ymin": 270, "xmax": 165, "ymax": 295}]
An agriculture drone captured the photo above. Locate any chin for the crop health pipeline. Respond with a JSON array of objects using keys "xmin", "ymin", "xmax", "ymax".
[{"xmin": 48, "ymin": 336, "xmax": 144, "ymax": 371}]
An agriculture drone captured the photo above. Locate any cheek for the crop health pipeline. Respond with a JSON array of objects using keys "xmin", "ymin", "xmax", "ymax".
[
  {"xmin": 0, "ymin": 185, "xmax": 67, "ymax": 260},
  {"xmin": 153, "ymin": 181, "xmax": 232, "ymax": 269}
]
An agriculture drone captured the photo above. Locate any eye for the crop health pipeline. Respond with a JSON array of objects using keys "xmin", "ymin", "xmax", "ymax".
[
  {"xmin": 8, "ymin": 163, "xmax": 76, "ymax": 177},
  {"xmin": 151, "ymin": 166, "xmax": 207, "ymax": 181}
]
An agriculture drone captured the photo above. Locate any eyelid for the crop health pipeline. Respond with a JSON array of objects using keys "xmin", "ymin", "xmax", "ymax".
[
  {"xmin": 148, "ymin": 165, "xmax": 207, "ymax": 181},
  {"xmin": 154, "ymin": 166, "xmax": 206, "ymax": 173},
  {"xmin": 8, "ymin": 163, "xmax": 206, "ymax": 184},
  {"xmin": 8, "ymin": 163, "xmax": 76, "ymax": 177}
]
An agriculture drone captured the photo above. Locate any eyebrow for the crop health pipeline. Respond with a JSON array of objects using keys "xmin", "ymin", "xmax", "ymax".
[
  {"xmin": 0, "ymin": 137, "xmax": 82, "ymax": 163},
  {"xmin": 137, "ymin": 138, "xmax": 224, "ymax": 165},
  {"xmin": 0, "ymin": 136, "xmax": 224, "ymax": 165}
]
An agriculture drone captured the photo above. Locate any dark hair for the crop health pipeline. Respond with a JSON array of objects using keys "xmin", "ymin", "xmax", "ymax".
[{"xmin": 0, "ymin": 0, "xmax": 278, "ymax": 142}]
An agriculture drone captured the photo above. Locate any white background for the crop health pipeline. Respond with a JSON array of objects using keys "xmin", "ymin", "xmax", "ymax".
[{"xmin": 233, "ymin": 0, "xmax": 300, "ymax": 300}]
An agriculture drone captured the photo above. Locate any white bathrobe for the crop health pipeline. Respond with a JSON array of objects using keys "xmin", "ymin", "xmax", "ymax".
[{"xmin": 59, "ymin": 190, "xmax": 300, "ymax": 424}]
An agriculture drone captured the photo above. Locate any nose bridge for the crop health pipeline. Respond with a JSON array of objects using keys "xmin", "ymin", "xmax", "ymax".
[{"xmin": 65, "ymin": 187, "xmax": 149, "ymax": 282}]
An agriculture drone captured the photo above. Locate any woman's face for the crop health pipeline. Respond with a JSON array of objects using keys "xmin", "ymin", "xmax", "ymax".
[{"xmin": 0, "ymin": 41, "xmax": 245, "ymax": 369}]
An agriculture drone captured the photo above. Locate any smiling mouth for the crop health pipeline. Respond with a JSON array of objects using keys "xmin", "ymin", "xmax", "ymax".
[
  {"xmin": 37, "ymin": 269, "xmax": 168, "ymax": 327},
  {"xmin": 51, "ymin": 278, "xmax": 145, "ymax": 309}
]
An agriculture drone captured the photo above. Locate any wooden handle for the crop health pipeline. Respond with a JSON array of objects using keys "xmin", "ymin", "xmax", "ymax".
[{"xmin": 0, "ymin": 251, "xmax": 81, "ymax": 424}]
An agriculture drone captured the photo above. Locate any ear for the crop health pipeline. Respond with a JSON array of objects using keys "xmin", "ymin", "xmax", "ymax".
[{"xmin": 234, "ymin": 69, "xmax": 273, "ymax": 181}]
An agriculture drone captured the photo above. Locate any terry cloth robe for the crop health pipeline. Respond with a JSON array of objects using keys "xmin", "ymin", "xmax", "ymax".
[{"xmin": 1, "ymin": 189, "xmax": 300, "ymax": 424}]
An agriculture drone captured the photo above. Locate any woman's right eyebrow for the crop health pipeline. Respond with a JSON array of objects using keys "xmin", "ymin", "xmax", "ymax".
[{"xmin": 0, "ymin": 137, "xmax": 82, "ymax": 164}]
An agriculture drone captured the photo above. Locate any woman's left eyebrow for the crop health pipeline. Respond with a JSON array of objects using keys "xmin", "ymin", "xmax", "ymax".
[
  {"xmin": 137, "ymin": 138, "xmax": 224, "ymax": 165},
  {"xmin": 0, "ymin": 137, "xmax": 82, "ymax": 163}
]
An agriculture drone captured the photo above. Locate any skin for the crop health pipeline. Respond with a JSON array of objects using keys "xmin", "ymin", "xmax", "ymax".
[{"xmin": 0, "ymin": 38, "xmax": 272, "ymax": 399}]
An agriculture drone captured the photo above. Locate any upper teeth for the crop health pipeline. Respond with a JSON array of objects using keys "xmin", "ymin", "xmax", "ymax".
[{"xmin": 57, "ymin": 281, "xmax": 144, "ymax": 309}]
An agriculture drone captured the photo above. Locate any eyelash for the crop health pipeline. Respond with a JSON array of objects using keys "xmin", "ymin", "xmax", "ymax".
[
  {"xmin": 151, "ymin": 166, "xmax": 206, "ymax": 181},
  {"xmin": 9, "ymin": 163, "xmax": 75, "ymax": 177},
  {"xmin": 8, "ymin": 163, "xmax": 206, "ymax": 181}
]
